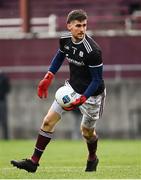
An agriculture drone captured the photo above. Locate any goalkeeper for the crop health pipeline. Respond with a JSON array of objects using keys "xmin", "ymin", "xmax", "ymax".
[{"xmin": 11, "ymin": 9, "xmax": 106, "ymax": 172}]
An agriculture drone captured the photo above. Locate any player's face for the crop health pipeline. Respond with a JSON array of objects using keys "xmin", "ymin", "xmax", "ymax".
[{"xmin": 67, "ymin": 20, "xmax": 87, "ymax": 42}]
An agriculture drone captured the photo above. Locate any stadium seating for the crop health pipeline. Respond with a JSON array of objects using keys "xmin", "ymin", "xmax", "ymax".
[{"xmin": 0, "ymin": 0, "xmax": 141, "ymax": 31}]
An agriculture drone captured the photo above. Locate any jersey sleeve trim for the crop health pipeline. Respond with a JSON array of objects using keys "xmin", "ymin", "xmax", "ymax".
[
  {"xmin": 88, "ymin": 63, "xmax": 103, "ymax": 68},
  {"xmin": 59, "ymin": 49, "xmax": 64, "ymax": 53}
]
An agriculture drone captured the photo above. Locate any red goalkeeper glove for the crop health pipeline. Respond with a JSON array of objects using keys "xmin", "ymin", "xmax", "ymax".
[
  {"xmin": 63, "ymin": 95, "xmax": 87, "ymax": 111},
  {"xmin": 37, "ymin": 71, "xmax": 54, "ymax": 98}
]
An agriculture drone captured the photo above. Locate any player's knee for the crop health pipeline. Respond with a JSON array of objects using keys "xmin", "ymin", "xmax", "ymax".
[
  {"xmin": 42, "ymin": 120, "xmax": 51, "ymax": 129},
  {"xmin": 81, "ymin": 126, "xmax": 94, "ymax": 140},
  {"xmin": 42, "ymin": 115, "xmax": 56, "ymax": 130},
  {"xmin": 42, "ymin": 110, "xmax": 61, "ymax": 130}
]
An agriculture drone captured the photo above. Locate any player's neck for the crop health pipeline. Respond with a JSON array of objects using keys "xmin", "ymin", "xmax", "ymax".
[{"xmin": 71, "ymin": 35, "xmax": 85, "ymax": 44}]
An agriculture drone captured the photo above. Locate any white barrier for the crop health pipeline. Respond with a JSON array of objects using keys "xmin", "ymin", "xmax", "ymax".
[
  {"xmin": 0, "ymin": 64, "xmax": 141, "ymax": 79},
  {"xmin": 0, "ymin": 15, "xmax": 57, "ymax": 37}
]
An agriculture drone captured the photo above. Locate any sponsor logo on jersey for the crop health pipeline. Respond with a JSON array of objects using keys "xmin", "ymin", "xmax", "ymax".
[{"xmin": 67, "ymin": 57, "xmax": 85, "ymax": 66}]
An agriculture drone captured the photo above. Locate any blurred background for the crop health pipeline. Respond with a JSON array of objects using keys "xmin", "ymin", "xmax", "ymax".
[{"xmin": 0, "ymin": 0, "xmax": 141, "ymax": 140}]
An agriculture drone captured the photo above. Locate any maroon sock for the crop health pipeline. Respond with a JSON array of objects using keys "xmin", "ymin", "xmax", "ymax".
[
  {"xmin": 31, "ymin": 129, "xmax": 53, "ymax": 164},
  {"xmin": 86, "ymin": 136, "xmax": 98, "ymax": 161}
]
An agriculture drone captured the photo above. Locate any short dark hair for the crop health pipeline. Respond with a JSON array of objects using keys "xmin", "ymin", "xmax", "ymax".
[{"xmin": 67, "ymin": 9, "xmax": 88, "ymax": 24}]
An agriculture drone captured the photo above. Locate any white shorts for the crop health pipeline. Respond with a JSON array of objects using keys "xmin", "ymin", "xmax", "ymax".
[{"xmin": 50, "ymin": 81, "xmax": 106, "ymax": 129}]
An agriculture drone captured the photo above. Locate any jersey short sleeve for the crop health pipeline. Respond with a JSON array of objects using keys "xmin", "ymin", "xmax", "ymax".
[
  {"xmin": 86, "ymin": 49, "xmax": 103, "ymax": 67},
  {"xmin": 84, "ymin": 36, "xmax": 103, "ymax": 67},
  {"xmin": 59, "ymin": 32, "xmax": 72, "ymax": 53}
]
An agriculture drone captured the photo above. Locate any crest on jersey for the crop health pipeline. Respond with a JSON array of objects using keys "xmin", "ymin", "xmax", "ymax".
[{"xmin": 79, "ymin": 51, "xmax": 84, "ymax": 57}]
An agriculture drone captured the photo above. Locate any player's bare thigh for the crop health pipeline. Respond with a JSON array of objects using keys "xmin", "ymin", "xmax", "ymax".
[{"xmin": 41, "ymin": 108, "xmax": 61, "ymax": 132}]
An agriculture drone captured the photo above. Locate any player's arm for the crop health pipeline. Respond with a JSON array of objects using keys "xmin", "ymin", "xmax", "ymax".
[
  {"xmin": 37, "ymin": 49, "xmax": 65, "ymax": 98},
  {"xmin": 48, "ymin": 49, "xmax": 65, "ymax": 74},
  {"xmin": 83, "ymin": 64, "xmax": 103, "ymax": 98}
]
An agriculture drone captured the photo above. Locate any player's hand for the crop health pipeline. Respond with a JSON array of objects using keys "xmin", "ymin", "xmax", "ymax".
[
  {"xmin": 37, "ymin": 71, "xmax": 54, "ymax": 98},
  {"xmin": 63, "ymin": 95, "xmax": 87, "ymax": 111}
]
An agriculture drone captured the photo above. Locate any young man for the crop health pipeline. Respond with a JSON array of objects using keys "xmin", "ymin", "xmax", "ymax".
[{"xmin": 11, "ymin": 9, "xmax": 106, "ymax": 172}]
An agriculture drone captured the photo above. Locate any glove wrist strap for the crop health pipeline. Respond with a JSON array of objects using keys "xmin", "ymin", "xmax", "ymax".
[{"xmin": 44, "ymin": 71, "xmax": 54, "ymax": 80}]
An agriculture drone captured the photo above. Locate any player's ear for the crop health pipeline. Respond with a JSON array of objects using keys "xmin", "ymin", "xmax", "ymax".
[{"xmin": 67, "ymin": 23, "xmax": 72, "ymax": 31}]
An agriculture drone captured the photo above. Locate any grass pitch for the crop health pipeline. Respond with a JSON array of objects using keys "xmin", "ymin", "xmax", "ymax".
[{"xmin": 0, "ymin": 139, "xmax": 141, "ymax": 179}]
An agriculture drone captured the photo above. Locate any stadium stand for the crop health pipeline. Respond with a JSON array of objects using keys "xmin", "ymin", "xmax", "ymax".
[
  {"xmin": 0, "ymin": 0, "xmax": 141, "ymax": 32},
  {"xmin": 28, "ymin": 0, "xmax": 141, "ymax": 30},
  {"xmin": 0, "ymin": 0, "xmax": 19, "ymax": 18}
]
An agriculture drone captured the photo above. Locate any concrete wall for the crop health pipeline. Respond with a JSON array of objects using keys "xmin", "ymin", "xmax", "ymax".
[{"xmin": 1, "ymin": 79, "xmax": 141, "ymax": 139}]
